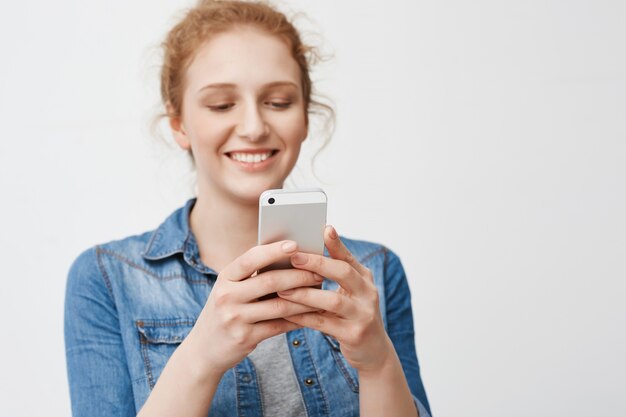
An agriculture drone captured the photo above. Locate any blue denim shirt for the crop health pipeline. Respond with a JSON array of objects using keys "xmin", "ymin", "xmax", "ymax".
[{"xmin": 65, "ymin": 198, "xmax": 432, "ymax": 417}]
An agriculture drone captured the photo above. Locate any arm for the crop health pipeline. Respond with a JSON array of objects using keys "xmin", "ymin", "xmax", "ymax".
[
  {"xmin": 66, "ymin": 242, "xmax": 320, "ymax": 417},
  {"xmin": 278, "ymin": 227, "xmax": 432, "ymax": 417},
  {"xmin": 64, "ymin": 248, "xmax": 136, "ymax": 417},
  {"xmin": 358, "ymin": 345, "xmax": 421, "ymax": 417},
  {"xmin": 370, "ymin": 249, "xmax": 431, "ymax": 417},
  {"xmin": 65, "ymin": 248, "xmax": 224, "ymax": 417},
  {"xmin": 136, "ymin": 332, "xmax": 222, "ymax": 417},
  {"xmin": 137, "ymin": 240, "xmax": 319, "ymax": 417}
]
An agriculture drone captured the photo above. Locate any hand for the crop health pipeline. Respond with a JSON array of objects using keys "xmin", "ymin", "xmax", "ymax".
[
  {"xmin": 277, "ymin": 226, "xmax": 395, "ymax": 373},
  {"xmin": 187, "ymin": 240, "xmax": 324, "ymax": 378}
]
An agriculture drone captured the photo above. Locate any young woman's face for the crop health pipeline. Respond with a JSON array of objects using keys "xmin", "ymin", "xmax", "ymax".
[{"xmin": 172, "ymin": 26, "xmax": 308, "ymax": 205}]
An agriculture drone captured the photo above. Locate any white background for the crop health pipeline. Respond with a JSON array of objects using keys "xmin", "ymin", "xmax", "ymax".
[{"xmin": 0, "ymin": 0, "xmax": 625, "ymax": 416}]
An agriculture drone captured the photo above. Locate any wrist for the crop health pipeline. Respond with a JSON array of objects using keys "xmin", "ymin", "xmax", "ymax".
[
  {"xmin": 357, "ymin": 335, "xmax": 397, "ymax": 378},
  {"xmin": 177, "ymin": 330, "xmax": 225, "ymax": 385}
]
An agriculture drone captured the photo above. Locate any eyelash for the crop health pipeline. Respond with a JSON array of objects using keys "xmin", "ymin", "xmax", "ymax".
[
  {"xmin": 208, "ymin": 104, "xmax": 234, "ymax": 112},
  {"xmin": 268, "ymin": 101, "xmax": 292, "ymax": 109},
  {"xmin": 207, "ymin": 101, "xmax": 292, "ymax": 112}
]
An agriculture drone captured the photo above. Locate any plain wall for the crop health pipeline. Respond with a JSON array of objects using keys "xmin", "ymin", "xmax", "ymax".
[{"xmin": 0, "ymin": 0, "xmax": 624, "ymax": 416}]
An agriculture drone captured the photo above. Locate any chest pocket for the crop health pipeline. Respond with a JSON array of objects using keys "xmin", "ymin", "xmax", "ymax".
[{"xmin": 136, "ymin": 318, "xmax": 195, "ymax": 389}]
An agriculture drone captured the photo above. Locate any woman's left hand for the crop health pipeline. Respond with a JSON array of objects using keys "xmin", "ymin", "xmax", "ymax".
[{"xmin": 277, "ymin": 225, "xmax": 395, "ymax": 373}]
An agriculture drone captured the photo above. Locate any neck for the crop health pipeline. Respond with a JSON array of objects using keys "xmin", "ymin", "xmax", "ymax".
[{"xmin": 189, "ymin": 191, "xmax": 259, "ymax": 273}]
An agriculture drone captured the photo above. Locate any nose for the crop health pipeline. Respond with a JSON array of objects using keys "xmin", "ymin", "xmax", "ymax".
[{"xmin": 235, "ymin": 102, "xmax": 269, "ymax": 142}]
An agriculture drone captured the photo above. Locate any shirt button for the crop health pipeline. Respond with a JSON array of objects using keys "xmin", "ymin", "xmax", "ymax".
[
  {"xmin": 292, "ymin": 339, "xmax": 300, "ymax": 346},
  {"xmin": 304, "ymin": 378, "xmax": 314, "ymax": 386},
  {"xmin": 241, "ymin": 373, "xmax": 252, "ymax": 383}
]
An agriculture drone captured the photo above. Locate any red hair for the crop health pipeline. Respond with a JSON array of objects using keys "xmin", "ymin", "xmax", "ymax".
[{"xmin": 160, "ymin": 0, "xmax": 332, "ymax": 128}]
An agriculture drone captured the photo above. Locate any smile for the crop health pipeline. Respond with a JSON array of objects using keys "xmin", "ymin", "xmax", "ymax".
[
  {"xmin": 229, "ymin": 151, "xmax": 274, "ymax": 163},
  {"xmin": 224, "ymin": 149, "xmax": 280, "ymax": 171}
]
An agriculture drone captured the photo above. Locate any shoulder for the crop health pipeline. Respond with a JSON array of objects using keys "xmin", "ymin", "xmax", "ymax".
[
  {"xmin": 69, "ymin": 230, "xmax": 155, "ymax": 272},
  {"xmin": 69, "ymin": 198, "xmax": 195, "ymax": 277},
  {"xmin": 93, "ymin": 230, "xmax": 155, "ymax": 266},
  {"xmin": 67, "ymin": 230, "xmax": 156, "ymax": 294}
]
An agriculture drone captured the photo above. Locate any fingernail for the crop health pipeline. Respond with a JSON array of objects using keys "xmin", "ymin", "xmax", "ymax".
[
  {"xmin": 282, "ymin": 241, "xmax": 297, "ymax": 252},
  {"xmin": 278, "ymin": 289, "xmax": 294, "ymax": 295},
  {"xmin": 328, "ymin": 225, "xmax": 338, "ymax": 240},
  {"xmin": 291, "ymin": 253, "xmax": 308, "ymax": 265}
]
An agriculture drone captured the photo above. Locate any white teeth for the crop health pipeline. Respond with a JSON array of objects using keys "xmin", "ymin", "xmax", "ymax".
[{"xmin": 230, "ymin": 152, "xmax": 273, "ymax": 163}]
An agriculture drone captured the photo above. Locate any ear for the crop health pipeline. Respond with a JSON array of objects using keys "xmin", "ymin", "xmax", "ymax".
[{"xmin": 166, "ymin": 102, "xmax": 191, "ymax": 150}]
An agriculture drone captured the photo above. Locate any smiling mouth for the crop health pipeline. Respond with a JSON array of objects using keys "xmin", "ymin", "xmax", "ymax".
[{"xmin": 225, "ymin": 149, "xmax": 279, "ymax": 163}]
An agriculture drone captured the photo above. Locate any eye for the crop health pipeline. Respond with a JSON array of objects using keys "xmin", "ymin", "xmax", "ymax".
[
  {"xmin": 266, "ymin": 101, "xmax": 292, "ymax": 109},
  {"xmin": 207, "ymin": 103, "xmax": 234, "ymax": 112}
]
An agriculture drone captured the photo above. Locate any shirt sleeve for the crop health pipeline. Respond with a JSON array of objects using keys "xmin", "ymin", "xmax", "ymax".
[
  {"xmin": 383, "ymin": 248, "xmax": 432, "ymax": 417},
  {"xmin": 64, "ymin": 247, "xmax": 136, "ymax": 417}
]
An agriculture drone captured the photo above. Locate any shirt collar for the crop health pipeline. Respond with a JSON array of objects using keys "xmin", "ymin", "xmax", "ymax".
[{"xmin": 142, "ymin": 198, "xmax": 216, "ymax": 275}]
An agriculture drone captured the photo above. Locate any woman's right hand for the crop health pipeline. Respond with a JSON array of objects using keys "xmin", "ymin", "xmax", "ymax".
[{"xmin": 184, "ymin": 240, "xmax": 322, "ymax": 379}]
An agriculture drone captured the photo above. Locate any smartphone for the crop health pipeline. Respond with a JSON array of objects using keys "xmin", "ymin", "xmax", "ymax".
[{"xmin": 258, "ymin": 188, "xmax": 327, "ymax": 272}]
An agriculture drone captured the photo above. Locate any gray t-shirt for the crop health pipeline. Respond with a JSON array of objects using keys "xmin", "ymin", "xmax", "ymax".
[{"xmin": 248, "ymin": 333, "xmax": 307, "ymax": 417}]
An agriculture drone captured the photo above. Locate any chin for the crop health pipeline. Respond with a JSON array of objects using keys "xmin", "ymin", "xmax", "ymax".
[{"xmin": 229, "ymin": 178, "xmax": 285, "ymax": 205}]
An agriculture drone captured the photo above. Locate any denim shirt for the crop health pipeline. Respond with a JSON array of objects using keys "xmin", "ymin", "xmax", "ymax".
[{"xmin": 64, "ymin": 198, "xmax": 432, "ymax": 417}]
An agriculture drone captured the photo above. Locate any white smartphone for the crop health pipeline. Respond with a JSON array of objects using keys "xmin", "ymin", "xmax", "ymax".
[{"xmin": 258, "ymin": 188, "xmax": 327, "ymax": 272}]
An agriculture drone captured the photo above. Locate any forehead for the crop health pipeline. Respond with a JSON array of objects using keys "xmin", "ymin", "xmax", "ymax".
[{"xmin": 185, "ymin": 26, "xmax": 301, "ymax": 93}]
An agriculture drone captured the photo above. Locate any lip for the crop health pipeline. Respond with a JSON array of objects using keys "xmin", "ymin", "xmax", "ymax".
[
  {"xmin": 225, "ymin": 148, "xmax": 277, "ymax": 155},
  {"xmin": 224, "ymin": 149, "xmax": 280, "ymax": 172}
]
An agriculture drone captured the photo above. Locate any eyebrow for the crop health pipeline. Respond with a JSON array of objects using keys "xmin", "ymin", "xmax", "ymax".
[{"xmin": 197, "ymin": 81, "xmax": 299, "ymax": 94}]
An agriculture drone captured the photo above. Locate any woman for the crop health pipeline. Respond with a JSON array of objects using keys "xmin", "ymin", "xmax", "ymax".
[{"xmin": 64, "ymin": 1, "xmax": 431, "ymax": 416}]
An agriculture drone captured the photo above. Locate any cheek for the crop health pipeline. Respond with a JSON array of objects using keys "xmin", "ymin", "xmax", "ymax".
[
  {"xmin": 186, "ymin": 113, "xmax": 232, "ymax": 149},
  {"xmin": 279, "ymin": 113, "xmax": 308, "ymax": 144}
]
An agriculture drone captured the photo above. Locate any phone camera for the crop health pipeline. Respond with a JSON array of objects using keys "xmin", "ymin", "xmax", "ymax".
[{"xmin": 268, "ymin": 198, "xmax": 275, "ymax": 205}]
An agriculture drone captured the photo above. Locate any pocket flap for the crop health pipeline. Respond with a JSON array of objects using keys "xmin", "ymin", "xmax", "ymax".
[{"xmin": 136, "ymin": 318, "xmax": 195, "ymax": 344}]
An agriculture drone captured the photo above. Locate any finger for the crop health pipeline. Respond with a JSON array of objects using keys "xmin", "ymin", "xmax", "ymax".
[
  {"xmin": 283, "ymin": 311, "xmax": 343, "ymax": 339},
  {"xmin": 220, "ymin": 240, "xmax": 298, "ymax": 282},
  {"xmin": 324, "ymin": 225, "xmax": 371, "ymax": 278},
  {"xmin": 290, "ymin": 251, "xmax": 365, "ymax": 295},
  {"xmin": 250, "ymin": 318, "xmax": 302, "ymax": 342},
  {"xmin": 277, "ymin": 286, "xmax": 357, "ymax": 318},
  {"xmin": 241, "ymin": 297, "xmax": 322, "ymax": 322},
  {"xmin": 239, "ymin": 269, "xmax": 324, "ymax": 301}
]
